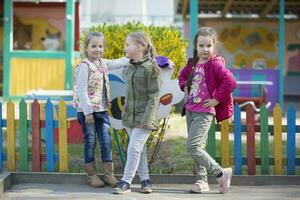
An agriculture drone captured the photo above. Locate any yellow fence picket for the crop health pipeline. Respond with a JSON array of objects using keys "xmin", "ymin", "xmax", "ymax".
[
  {"xmin": 58, "ymin": 99, "xmax": 68, "ymax": 172},
  {"xmin": 7, "ymin": 100, "xmax": 15, "ymax": 171},
  {"xmin": 273, "ymin": 104, "xmax": 282, "ymax": 175},
  {"xmin": 221, "ymin": 119, "xmax": 230, "ymax": 167}
]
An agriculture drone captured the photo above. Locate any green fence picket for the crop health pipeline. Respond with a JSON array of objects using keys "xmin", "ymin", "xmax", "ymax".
[{"xmin": 260, "ymin": 104, "xmax": 269, "ymax": 174}]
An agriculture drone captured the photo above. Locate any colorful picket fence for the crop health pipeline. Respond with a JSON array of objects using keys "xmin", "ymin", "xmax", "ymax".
[
  {"xmin": 207, "ymin": 104, "xmax": 300, "ymax": 175},
  {"xmin": 0, "ymin": 98, "xmax": 68, "ymax": 172},
  {"xmin": 0, "ymin": 99, "xmax": 299, "ymax": 175}
]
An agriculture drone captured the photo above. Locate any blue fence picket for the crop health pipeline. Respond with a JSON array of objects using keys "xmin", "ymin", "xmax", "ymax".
[
  {"xmin": 45, "ymin": 99, "xmax": 55, "ymax": 172},
  {"xmin": 287, "ymin": 105, "xmax": 296, "ymax": 175},
  {"xmin": 234, "ymin": 104, "xmax": 242, "ymax": 175}
]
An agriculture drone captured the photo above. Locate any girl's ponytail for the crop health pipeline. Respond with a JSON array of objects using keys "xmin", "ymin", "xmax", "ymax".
[
  {"xmin": 148, "ymin": 43, "xmax": 160, "ymax": 76},
  {"xmin": 186, "ymin": 47, "xmax": 198, "ymax": 92},
  {"xmin": 127, "ymin": 31, "xmax": 160, "ymax": 76}
]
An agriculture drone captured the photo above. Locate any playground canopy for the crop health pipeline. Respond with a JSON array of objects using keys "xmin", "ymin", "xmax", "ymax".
[{"xmin": 177, "ymin": 0, "xmax": 300, "ymax": 19}]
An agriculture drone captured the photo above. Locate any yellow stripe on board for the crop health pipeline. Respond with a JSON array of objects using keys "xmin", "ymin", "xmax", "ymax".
[
  {"xmin": 10, "ymin": 58, "xmax": 65, "ymax": 95},
  {"xmin": 58, "ymin": 99, "xmax": 68, "ymax": 172},
  {"xmin": 273, "ymin": 104, "xmax": 282, "ymax": 175},
  {"xmin": 221, "ymin": 119, "xmax": 230, "ymax": 167},
  {"xmin": 107, "ymin": 108, "xmax": 113, "ymax": 117},
  {"xmin": 7, "ymin": 100, "xmax": 16, "ymax": 171},
  {"xmin": 117, "ymin": 97, "xmax": 123, "ymax": 110}
]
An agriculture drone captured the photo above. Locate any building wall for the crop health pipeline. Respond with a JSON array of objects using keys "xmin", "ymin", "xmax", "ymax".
[
  {"xmin": 80, "ymin": 0, "xmax": 175, "ymax": 28},
  {"xmin": 184, "ymin": 19, "xmax": 300, "ymax": 75}
]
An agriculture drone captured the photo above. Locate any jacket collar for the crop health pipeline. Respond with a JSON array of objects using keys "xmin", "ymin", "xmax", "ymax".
[
  {"xmin": 84, "ymin": 58, "xmax": 103, "ymax": 67},
  {"xmin": 200, "ymin": 55, "xmax": 218, "ymax": 68},
  {"xmin": 129, "ymin": 54, "xmax": 151, "ymax": 66}
]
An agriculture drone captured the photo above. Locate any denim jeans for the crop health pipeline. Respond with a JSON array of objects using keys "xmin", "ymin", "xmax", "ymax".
[{"xmin": 77, "ymin": 111, "xmax": 112, "ymax": 163}]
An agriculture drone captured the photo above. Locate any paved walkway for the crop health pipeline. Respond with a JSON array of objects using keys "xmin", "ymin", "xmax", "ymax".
[{"xmin": 2, "ymin": 183, "xmax": 300, "ymax": 200}]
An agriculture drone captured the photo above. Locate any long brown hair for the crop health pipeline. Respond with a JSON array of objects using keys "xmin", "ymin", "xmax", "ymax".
[
  {"xmin": 186, "ymin": 27, "xmax": 219, "ymax": 91},
  {"xmin": 126, "ymin": 31, "xmax": 160, "ymax": 76}
]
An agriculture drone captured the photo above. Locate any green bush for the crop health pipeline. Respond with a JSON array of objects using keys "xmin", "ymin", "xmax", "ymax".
[{"xmin": 80, "ymin": 22, "xmax": 188, "ymax": 78}]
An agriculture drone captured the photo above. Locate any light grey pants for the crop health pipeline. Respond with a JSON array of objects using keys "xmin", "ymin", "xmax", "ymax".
[
  {"xmin": 122, "ymin": 128, "xmax": 151, "ymax": 184},
  {"xmin": 186, "ymin": 110, "xmax": 222, "ymax": 182}
]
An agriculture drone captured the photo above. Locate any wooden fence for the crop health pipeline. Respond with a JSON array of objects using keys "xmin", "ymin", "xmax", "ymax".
[{"xmin": 0, "ymin": 99, "xmax": 299, "ymax": 175}]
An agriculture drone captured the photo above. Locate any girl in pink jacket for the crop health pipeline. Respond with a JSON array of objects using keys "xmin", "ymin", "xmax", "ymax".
[{"xmin": 178, "ymin": 27, "xmax": 236, "ymax": 194}]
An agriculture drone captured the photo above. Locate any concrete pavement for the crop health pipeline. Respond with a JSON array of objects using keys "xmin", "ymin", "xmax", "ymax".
[
  {"xmin": 1, "ymin": 172, "xmax": 300, "ymax": 200},
  {"xmin": 2, "ymin": 183, "xmax": 300, "ymax": 200}
]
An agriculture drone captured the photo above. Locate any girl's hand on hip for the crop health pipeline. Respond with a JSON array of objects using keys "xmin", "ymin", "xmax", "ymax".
[
  {"xmin": 85, "ymin": 114, "xmax": 94, "ymax": 124},
  {"xmin": 204, "ymin": 98, "xmax": 219, "ymax": 108}
]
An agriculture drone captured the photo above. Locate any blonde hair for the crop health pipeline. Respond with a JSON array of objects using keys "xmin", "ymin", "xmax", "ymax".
[
  {"xmin": 82, "ymin": 32, "xmax": 105, "ymax": 59},
  {"xmin": 126, "ymin": 31, "xmax": 160, "ymax": 75},
  {"xmin": 192, "ymin": 27, "xmax": 220, "ymax": 66}
]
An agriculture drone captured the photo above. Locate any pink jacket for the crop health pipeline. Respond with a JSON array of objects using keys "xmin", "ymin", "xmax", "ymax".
[{"xmin": 178, "ymin": 56, "xmax": 237, "ymax": 122}]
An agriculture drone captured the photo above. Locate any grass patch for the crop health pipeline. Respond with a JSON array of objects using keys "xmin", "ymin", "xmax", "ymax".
[{"xmin": 65, "ymin": 135, "xmax": 300, "ymax": 175}]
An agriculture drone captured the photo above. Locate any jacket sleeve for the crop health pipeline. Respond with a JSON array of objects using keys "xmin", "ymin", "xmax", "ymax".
[
  {"xmin": 212, "ymin": 59, "xmax": 237, "ymax": 103},
  {"xmin": 105, "ymin": 57, "xmax": 130, "ymax": 71},
  {"xmin": 178, "ymin": 59, "xmax": 192, "ymax": 91},
  {"xmin": 75, "ymin": 62, "xmax": 94, "ymax": 115},
  {"xmin": 141, "ymin": 68, "xmax": 162, "ymax": 128}
]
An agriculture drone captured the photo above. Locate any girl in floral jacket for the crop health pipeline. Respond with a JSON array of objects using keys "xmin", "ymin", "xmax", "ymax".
[{"xmin": 73, "ymin": 32, "xmax": 128, "ymax": 188}]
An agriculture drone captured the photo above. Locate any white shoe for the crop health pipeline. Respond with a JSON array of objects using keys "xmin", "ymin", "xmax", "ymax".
[
  {"xmin": 189, "ymin": 180, "xmax": 210, "ymax": 193},
  {"xmin": 216, "ymin": 168, "xmax": 232, "ymax": 194}
]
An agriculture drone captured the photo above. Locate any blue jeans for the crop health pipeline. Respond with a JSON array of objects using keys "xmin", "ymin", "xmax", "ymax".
[{"xmin": 77, "ymin": 111, "xmax": 112, "ymax": 163}]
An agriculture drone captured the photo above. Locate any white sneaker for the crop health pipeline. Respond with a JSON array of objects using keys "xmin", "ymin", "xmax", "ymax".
[
  {"xmin": 216, "ymin": 168, "xmax": 232, "ymax": 194},
  {"xmin": 189, "ymin": 180, "xmax": 210, "ymax": 193}
]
